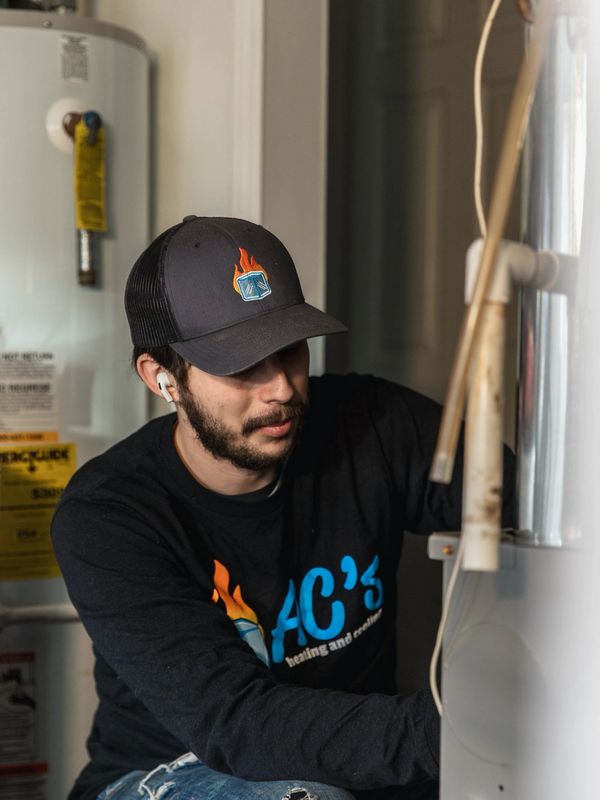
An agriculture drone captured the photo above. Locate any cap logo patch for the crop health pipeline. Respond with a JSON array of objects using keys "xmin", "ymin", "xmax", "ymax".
[{"xmin": 233, "ymin": 247, "xmax": 272, "ymax": 302}]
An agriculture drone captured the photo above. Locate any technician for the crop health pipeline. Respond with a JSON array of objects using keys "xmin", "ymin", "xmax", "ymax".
[{"xmin": 52, "ymin": 216, "xmax": 514, "ymax": 800}]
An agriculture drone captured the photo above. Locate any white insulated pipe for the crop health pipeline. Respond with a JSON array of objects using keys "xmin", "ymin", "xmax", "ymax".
[
  {"xmin": 462, "ymin": 301, "xmax": 506, "ymax": 571},
  {"xmin": 466, "ymin": 238, "xmax": 576, "ymax": 300},
  {"xmin": 461, "ymin": 241, "xmax": 510, "ymax": 572}
]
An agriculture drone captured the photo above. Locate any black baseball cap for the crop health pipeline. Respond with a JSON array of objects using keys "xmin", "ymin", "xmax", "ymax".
[{"xmin": 125, "ymin": 216, "xmax": 347, "ymax": 376}]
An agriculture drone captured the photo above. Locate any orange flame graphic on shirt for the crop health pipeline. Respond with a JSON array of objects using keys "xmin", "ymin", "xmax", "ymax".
[
  {"xmin": 232, "ymin": 248, "xmax": 269, "ymax": 295},
  {"xmin": 212, "ymin": 560, "xmax": 260, "ymax": 627}
]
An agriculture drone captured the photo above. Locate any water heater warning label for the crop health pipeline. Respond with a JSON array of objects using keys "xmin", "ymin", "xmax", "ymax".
[
  {"xmin": 0, "ymin": 443, "xmax": 76, "ymax": 581},
  {"xmin": 0, "ymin": 652, "xmax": 47, "ymax": 799},
  {"xmin": 0, "ymin": 653, "xmax": 35, "ymax": 761},
  {"xmin": 61, "ymin": 34, "xmax": 89, "ymax": 81},
  {"xmin": 0, "ymin": 352, "xmax": 58, "ymax": 435}
]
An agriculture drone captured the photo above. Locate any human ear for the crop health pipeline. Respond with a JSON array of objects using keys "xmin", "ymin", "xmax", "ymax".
[{"xmin": 136, "ymin": 355, "xmax": 180, "ymax": 404}]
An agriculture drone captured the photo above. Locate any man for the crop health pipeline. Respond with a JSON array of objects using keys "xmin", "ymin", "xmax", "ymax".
[{"xmin": 52, "ymin": 216, "xmax": 514, "ymax": 800}]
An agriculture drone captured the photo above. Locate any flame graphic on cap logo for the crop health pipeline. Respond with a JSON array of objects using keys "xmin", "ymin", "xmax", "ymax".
[
  {"xmin": 233, "ymin": 248, "xmax": 272, "ymax": 302},
  {"xmin": 212, "ymin": 560, "xmax": 270, "ymax": 666}
]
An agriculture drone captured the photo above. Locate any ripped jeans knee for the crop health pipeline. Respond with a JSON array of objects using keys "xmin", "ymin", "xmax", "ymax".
[{"xmin": 97, "ymin": 752, "xmax": 356, "ymax": 800}]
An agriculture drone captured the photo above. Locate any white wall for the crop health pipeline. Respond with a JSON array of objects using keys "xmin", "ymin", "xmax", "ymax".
[
  {"xmin": 91, "ymin": 0, "xmax": 329, "ymax": 376},
  {"xmin": 262, "ymin": 0, "xmax": 329, "ymax": 336},
  {"xmin": 91, "ymin": 0, "xmax": 238, "ymax": 228}
]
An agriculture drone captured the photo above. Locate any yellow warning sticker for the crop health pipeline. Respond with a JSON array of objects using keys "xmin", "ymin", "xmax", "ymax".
[
  {"xmin": 74, "ymin": 119, "xmax": 107, "ymax": 231},
  {"xmin": 0, "ymin": 431, "xmax": 59, "ymax": 444},
  {"xmin": 0, "ymin": 443, "xmax": 76, "ymax": 580}
]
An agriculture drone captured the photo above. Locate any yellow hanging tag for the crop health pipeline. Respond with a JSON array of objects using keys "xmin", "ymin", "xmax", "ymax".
[{"xmin": 73, "ymin": 116, "xmax": 107, "ymax": 232}]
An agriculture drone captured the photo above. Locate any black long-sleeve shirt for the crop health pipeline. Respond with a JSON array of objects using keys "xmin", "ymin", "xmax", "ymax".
[{"xmin": 51, "ymin": 374, "xmax": 515, "ymax": 799}]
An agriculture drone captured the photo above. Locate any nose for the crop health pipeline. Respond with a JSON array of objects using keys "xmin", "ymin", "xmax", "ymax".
[{"xmin": 257, "ymin": 354, "xmax": 295, "ymax": 404}]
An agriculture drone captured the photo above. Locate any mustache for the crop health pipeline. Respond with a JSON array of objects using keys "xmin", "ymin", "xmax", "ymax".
[{"xmin": 242, "ymin": 402, "xmax": 306, "ymax": 435}]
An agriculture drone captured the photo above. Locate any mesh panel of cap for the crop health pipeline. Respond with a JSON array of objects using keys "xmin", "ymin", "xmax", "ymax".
[{"xmin": 125, "ymin": 223, "xmax": 184, "ymax": 347}]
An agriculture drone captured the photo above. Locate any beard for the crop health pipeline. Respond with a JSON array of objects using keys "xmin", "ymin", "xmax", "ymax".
[{"xmin": 177, "ymin": 384, "xmax": 307, "ymax": 472}]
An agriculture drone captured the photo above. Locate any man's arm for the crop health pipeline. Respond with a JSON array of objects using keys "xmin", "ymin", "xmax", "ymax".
[{"xmin": 364, "ymin": 376, "xmax": 516, "ymax": 535}]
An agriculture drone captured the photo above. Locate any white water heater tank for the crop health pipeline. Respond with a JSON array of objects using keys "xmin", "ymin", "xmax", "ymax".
[{"xmin": 0, "ymin": 10, "xmax": 149, "ymax": 798}]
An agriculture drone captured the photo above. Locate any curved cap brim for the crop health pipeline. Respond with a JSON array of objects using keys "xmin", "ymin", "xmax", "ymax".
[{"xmin": 170, "ymin": 302, "xmax": 347, "ymax": 376}]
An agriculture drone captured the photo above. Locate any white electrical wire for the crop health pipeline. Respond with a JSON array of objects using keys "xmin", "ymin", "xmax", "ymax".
[
  {"xmin": 474, "ymin": 0, "xmax": 504, "ymax": 238},
  {"xmin": 429, "ymin": 535, "xmax": 466, "ymax": 715}
]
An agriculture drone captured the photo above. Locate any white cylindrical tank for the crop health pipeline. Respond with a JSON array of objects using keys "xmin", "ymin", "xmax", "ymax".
[{"xmin": 0, "ymin": 10, "xmax": 149, "ymax": 798}]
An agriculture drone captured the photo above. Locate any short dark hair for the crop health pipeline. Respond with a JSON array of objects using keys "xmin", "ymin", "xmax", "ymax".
[{"xmin": 131, "ymin": 345, "xmax": 191, "ymax": 388}]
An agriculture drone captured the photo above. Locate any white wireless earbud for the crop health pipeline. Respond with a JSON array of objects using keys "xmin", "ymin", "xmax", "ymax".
[{"xmin": 156, "ymin": 371, "xmax": 174, "ymax": 404}]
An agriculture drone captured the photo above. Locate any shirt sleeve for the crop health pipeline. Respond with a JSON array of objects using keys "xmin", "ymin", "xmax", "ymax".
[
  {"xmin": 52, "ymin": 497, "xmax": 439, "ymax": 791},
  {"xmin": 366, "ymin": 377, "xmax": 517, "ymax": 534}
]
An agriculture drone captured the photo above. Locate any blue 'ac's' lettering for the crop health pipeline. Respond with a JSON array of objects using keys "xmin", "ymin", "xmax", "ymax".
[
  {"xmin": 340, "ymin": 554, "xmax": 358, "ymax": 589},
  {"xmin": 299, "ymin": 567, "xmax": 345, "ymax": 640},
  {"xmin": 270, "ymin": 554, "xmax": 384, "ymax": 663},
  {"xmin": 360, "ymin": 555, "xmax": 384, "ymax": 610},
  {"xmin": 271, "ymin": 579, "xmax": 307, "ymax": 663}
]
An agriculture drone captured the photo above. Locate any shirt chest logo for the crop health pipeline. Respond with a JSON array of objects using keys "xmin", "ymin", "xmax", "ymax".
[{"xmin": 211, "ymin": 554, "xmax": 384, "ymax": 670}]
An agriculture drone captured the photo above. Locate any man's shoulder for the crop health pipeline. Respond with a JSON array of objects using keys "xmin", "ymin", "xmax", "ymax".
[
  {"xmin": 59, "ymin": 413, "xmax": 175, "ymax": 508},
  {"xmin": 308, "ymin": 372, "xmax": 440, "ymax": 414},
  {"xmin": 304, "ymin": 373, "xmax": 444, "ymax": 458},
  {"xmin": 308, "ymin": 372, "xmax": 378, "ymax": 402}
]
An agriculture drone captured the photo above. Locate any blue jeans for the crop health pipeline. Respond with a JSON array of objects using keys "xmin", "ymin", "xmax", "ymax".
[
  {"xmin": 96, "ymin": 752, "xmax": 357, "ymax": 800},
  {"xmin": 96, "ymin": 753, "xmax": 438, "ymax": 800}
]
